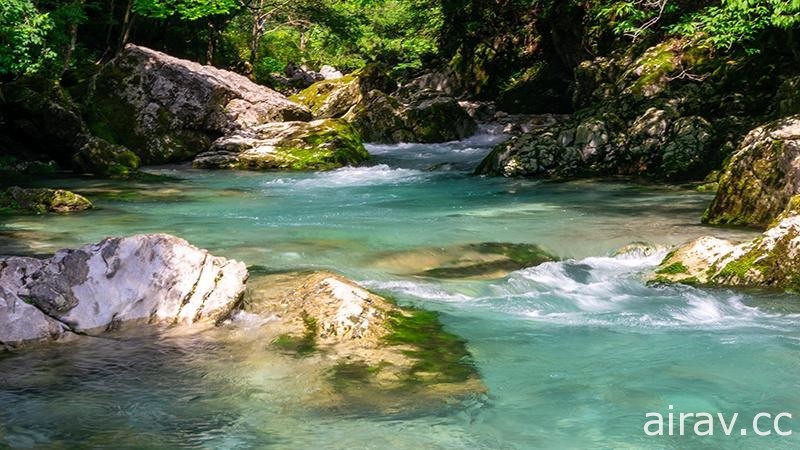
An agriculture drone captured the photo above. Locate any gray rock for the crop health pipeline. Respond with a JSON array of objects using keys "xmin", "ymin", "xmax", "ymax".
[
  {"xmin": 319, "ymin": 65, "xmax": 344, "ymax": 80},
  {"xmin": 87, "ymin": 44, "xmax": 312, "ymax": 164},
  {"xmin": 0, "ymin": 257, "xmax": 69, "ymax": 348},
  {"xmin": 0, "ymin": 234, "xmax": 248, "ymax": 346}
]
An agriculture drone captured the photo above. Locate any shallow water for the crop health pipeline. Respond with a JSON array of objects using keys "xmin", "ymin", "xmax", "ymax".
[{"xmin": 2, "ymin": 132, "xmax": 799, "ymax": 448}]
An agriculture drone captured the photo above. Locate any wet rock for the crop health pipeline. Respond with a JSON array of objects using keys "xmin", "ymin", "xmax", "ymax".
[
  {"xmin": 0, "ymin": 187, "xmax": 92, "ymax": 213},
  {"xmin": 654, "ymin": 197, "xmax": 800, "ymax": 290},
  {"xmin": 371, "ymin": 242, "xmax": 557, "ymax": 280},
  {"xmin": 193, "ymin": 119, "xmax": 369, "ymax": 171},
  {"xmin": 87, "ymin": 44, "xmax": 311, "ymax": 164},
  {"xmin": 245, "ymin": 271, "xmax": 484, "ymax": 406},
  {"xmin": 0, "ymin": 234, "xmax": 248, "ymax": 346},
  {"xmin": 704, "ymin": 114, "xmax": 800, "ymax": 227}
]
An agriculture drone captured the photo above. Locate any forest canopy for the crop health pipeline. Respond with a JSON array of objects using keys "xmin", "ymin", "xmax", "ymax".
[{"xmin": 0, "ymin": 0, "xmax": 798, "ymax": 90}]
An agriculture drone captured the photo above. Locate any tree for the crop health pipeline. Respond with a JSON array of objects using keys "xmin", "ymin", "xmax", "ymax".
[{"xmin": 0, "ymin": 0, "xmax": 56, "ymax": 77}]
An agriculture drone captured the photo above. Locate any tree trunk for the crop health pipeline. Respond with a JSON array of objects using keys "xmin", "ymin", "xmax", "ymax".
[
  {"xmin": 60, "ymin": 0, "xmax": 85, "ymax": 83},
  {"xmin": 117, "ymin": 0, "xmax": 134, "ymax": 53}
]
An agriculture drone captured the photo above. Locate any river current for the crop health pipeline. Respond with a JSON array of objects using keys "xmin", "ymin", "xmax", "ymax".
[{"xmin": 1, "ymin": 131, "xmax": 798, "ymax": 449}]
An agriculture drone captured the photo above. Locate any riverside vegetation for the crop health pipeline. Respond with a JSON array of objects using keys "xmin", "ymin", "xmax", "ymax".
[{"xmin": 1, "ymin": 0, "xmax": 800, "ymax": 448}]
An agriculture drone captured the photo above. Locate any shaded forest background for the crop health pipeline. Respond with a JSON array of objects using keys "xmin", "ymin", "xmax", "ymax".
[{"xmin": 3, "ymin": 0, "xmax": 799, "ymax": 108}]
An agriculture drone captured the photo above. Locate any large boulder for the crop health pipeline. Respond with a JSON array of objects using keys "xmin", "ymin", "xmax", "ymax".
[
  {"xmin": 704, "ymin": 115, "xmax": 800, "ymax": 227},
  {"xmin": 403, "ymin": 96, "xmax": 478, "ymax": 143},
  {"xmin": 653, "ymin": 197, "xmax": 800, "ymax": 291},
  {"xmin": 193, "ymin": 119, "xmax": 369, "ymax": 170},
  {"xmin": 343, "ymin": 90, "xmax": 415, "ymax": 143},
  {"xmin": 86, "ymin": 44, "xmax": 312, "ymax": 164},
  {"xmin": 290, "ymin": 65, "xmax": 397, "ymax": 119},
  {"xmin": 291, "ymin": 67, "xmax": 476, "ymax": 144},
  {"xmin": 0, "ymin": 234, "xmax": 247, "ymax": 347},
  {"xmin": 246, "ymin": 271, "xmax": 483, "ymax": 404},
  {"xmin": 475, "ymin": 107, "xmax": 714, "ymax": 179},
  {"xmin": 0, "ymin": 187, "xmax": 92, "ymax": 213}
]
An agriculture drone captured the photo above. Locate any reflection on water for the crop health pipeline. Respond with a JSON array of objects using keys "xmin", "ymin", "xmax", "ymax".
[{"xmin": 2, "ymin": 134, "xmax": 798, "ymax": 448}]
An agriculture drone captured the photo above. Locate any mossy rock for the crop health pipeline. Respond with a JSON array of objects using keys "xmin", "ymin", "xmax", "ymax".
[
  {"xmin": 403, "ymin": 97, "xmax": 477, "ymax": 143},
  {"xmin": 244, "ymin": 271, "xmax": 483, "ymax": 410},
  {"xmin": 373, "ymin": 242, "xmax": 557, "ymax": 280},
  {"xmin": 72, "ymin": 136, "xmax": 140, "ymax": 177},
  {"xmin": 193, "ymin": 118, "xmax": 369, "ymax": 171},
  {"xmin": 704, "ymin": 115, "xmax": 800, "ymax": 227},
  {"xmin": 0, "ymin": 186, "xmax": 92, "ymax": 214},
  {"xmin": 653, "ymin": 200, "xmax": 800, "ymax": 291}
]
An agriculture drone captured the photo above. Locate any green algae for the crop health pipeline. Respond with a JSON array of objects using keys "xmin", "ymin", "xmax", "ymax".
[
  {"xmin": 656, "ymin": 262, "xmax": 689, "ymax": 275},
  {"xmin": 384, "ymin": 308, "xmax": 476, "ymax": 384},
  {"xmin": 271, "ymin": 312, "xmax": 318, "ymax": 357}
]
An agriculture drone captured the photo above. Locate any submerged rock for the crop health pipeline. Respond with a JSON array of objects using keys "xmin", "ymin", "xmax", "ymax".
[
  {"xmin": 193, "ymin": 119, "xmax": 369, "ymax": 171},
  {"xmin": 653, "ymin": 197, "xmax": 800, "ymax": 290},
  {"xmin": 372, "ymin": 242, "xmax": 557, "ymax": 280},
  {"xmin": 87, "ymin": 44, "xmax": 311, "ymax": 164},
  {"xmin": 0, "ymin": 234, "xmax": 247, "ymax": 347},
  {"xmin": 245, "ymin": 271, "xmax": 484, "ymax": 407},
  {"xmin": 0, "ymin": 186, "xmax": 92, "ymax": 213},
  {"xmin": 703, "ymin": 114, "xmax": 800, "ymax": 227}
]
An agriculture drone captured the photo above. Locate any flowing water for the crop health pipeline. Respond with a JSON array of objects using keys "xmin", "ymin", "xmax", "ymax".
[{"xmin": 2, "ymin": 131, "xmax": 799, "ymax": 449}]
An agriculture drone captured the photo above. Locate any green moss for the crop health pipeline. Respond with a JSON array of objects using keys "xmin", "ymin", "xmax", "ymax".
[
  {"xmin": 384, "ymin": 308, "xmax": 476, "ymax": 384},
  {"xmin": 656, "ymin": 262, "xmax": 689, "ymax": 275},
  {"xmin": 268, "ymin": 119, "xmax": 369, "ymax": 171},
  {"xmin": 271, "ymin": 311, "xmax": 318, "ymax": 357},
  {"xmin": 628, "ymin": 42, "xmax": 678, "ymax": 96},
  {"xmin": 0, "ymin": 187, "xmax": 92, "ymax": 214},
  {"xmin": 716, "ymin": 251, "xmax": 760, "ymax": 281},
  {"xmin": 290, "ymin": 74, "xmax": 357, "ymax": 115}
]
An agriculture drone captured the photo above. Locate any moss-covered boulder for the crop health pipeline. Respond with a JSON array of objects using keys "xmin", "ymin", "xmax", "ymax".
[
  {"xmin": 291, "ymin": 67, "xmax": 476, "ymax": 144},
  {"xmin": 703, "ymin": 114, "xmax": 800, "ymax": 227},
  {"xmin": 403, "ymin": 96, "xmax": 478, "ymax": 143},
  {"xmin": 86, "ymin": 44, "xmax": 311, "ymax": 164},
  {"xmin": 245, "ymin": 271, "xmax": 484, "ymax": 409},
  {"xmin": 475, "ymin": 103, "xmax": 714, "ymax": 179},
  {"xmin": 371, "ymin": 242, "xmax": 557, "ymax": 280},
  {"xmin": 192, "ymin": 118, "xmax": 369, "ymax": 171},
  {"xmin": 653, "ymin": 197, "xmax": 800, "ymax": 291},
  {"xmin": 0, "ymin": 187, "xmax": 92, "ymax": 214},
  {"xmin": 342, "ymin": 90, "xmax": 415, "ymax": 144},
  {"xmin": 72, "ymin": 136, "xmax": 140, "ymax": 177},
  {"xmin": 290, "ymin": 65, "xmax": 397, "ymax": 119}
]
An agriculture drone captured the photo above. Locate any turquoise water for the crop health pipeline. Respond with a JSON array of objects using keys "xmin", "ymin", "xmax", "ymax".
[{"xmin": 2, "ymin": 133, "xmax": 800, "ymax": 449}]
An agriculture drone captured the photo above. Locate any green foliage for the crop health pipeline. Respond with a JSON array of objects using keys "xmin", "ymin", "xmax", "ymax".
[
  {"xmin": 132, "ymin": 0, "xmax": 238, "ymax": 20},
  {"xmin": 590, "ymin": 0, "xmax": 800, "ymax": 54},
  {"xmin": 0, "ymin": 0, "xmax": 56, "ymax": 76}
]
